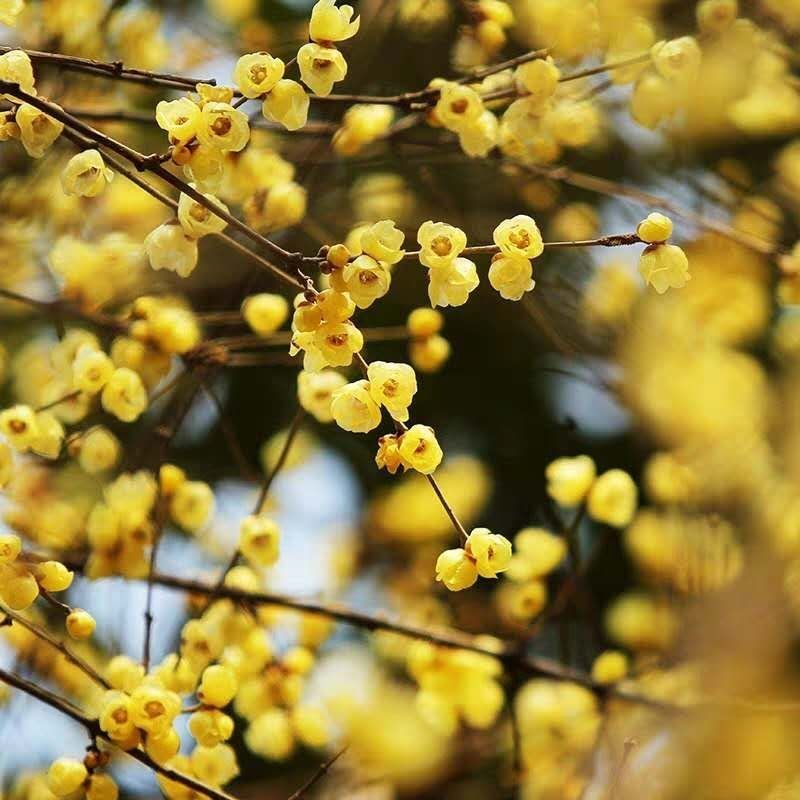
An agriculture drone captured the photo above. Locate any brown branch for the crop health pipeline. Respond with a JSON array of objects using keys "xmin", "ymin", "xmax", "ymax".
[
  {"xmin": 1, "ymin": 45, "xmax": 209, "ymax": 91},
  {"xmin": 287, "ymin": 746, "xmax": 348, "ymax": 800},
  {"xmin": 77, "ymin": 566, "xmax": 668, "ymax": 710}
]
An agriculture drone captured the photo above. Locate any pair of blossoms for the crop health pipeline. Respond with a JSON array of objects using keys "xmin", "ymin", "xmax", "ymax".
[
  {"xmin": 435, "ymin": 527, "xmax": 514, "ymax": 592},
  {"xmin": 418, "ymin": 214, "xmax": 544, "ymax": 308},
  {"xmin": 0, "ymin": 50, "xmax": 66, "ymax": 159},
  {"xmin": 636, "ymin": 213, "xmax": 691, "ymax": 294},
  {"xmin": 99, "ymin": 662, "xmax": 238, "ymax": 770},
  {"xmin": 144, "ymin": 185, "xmax": 233, "ymax": 280},
  {"xmin": 0, "ymin": 532, "xmax": 95, "ymax": 637},
  {"xmin": 47, "ymin": 759, "xmax": 117, "ymax": 800},
  {"xmin": 546, "ymin": 455, "xmax": 638, "ymax": 528}
]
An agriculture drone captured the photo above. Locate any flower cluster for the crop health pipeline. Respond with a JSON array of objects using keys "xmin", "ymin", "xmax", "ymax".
[{"xmin": 407, "ymin": 640, "xmax": 505, "ymax": 735}]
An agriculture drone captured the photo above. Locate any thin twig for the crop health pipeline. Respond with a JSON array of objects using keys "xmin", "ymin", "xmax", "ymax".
[
  {"xmin": 0, "ymin": 668, "xmax": 243, "ymax": 800},
  {"xmin": 287, "ymin": 746, "xmax": 348, "ymax": 800},
  {"xmin": 0, "ymin": 604, "xmax": 111, "ymax": 689}
]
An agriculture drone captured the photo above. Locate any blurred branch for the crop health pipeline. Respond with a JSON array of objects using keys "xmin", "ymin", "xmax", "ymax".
[{"xmin": 0, "ymin": 604, "xmax": 111, "ymax": 690}]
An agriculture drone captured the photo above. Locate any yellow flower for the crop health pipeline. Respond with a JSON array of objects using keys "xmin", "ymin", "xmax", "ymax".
[
  {"xmin": 361, "ymin": 219, "xmax": 405, "ymax": 265},
  {"xmin": 367, "ymin": 361, "xmax": 418, "ymax": 422},
  {"xmin": 637, "ymin": 212, "xmax": 673, "ymax": 244},
  {"xmin": 590, "ymin": 650, "xmax": 628, "ymax": 684},
  {"xmin": 189, "ymin": 709, "xmax": 235, "ymax": 747},
  {"xmin": 144, "ymin": 222, "xmax": 199, "ymax": 278},
  {"xmin": 334, "ymin": 104, "xmax": 394, "ymax": 155},
  {"xmin": 48, "ymin": 760, "xmax": 88, "ymax": 797},
  {"xmin": 409, "ymin": 334, "xmax": 449, "ymax": 372},
  {"xmin": 155, "ymin": 97, "xmax": 201, "ymax": 145},
  {"xmin": 696, "ymin": 0, "xmax": 738, "ymax": 34},
  {"xmin": 262, "ymin": 79, "xmax": 310, "ymax": 131},
  {"xmin": 177, "ymin": 188, "xmax": 229, "ymax": 237},
  {"xmin": 466, "ymin": 527, "xmax": 512, "ymax": 578},
  {"xmin": 73, "ymin": 345, "xmax": 114, "ymax": 394},
  {"xmin": 417, "ymin": 220, "xmax": 468, "ymax": 269},
  {"xmin": 297, "ymin": 43, "xmax": 348, "ymax": 96},
  {"xmin": 15, "ymin": 103, "xmax": 63, "ymax": 158},
  {"xmin": 242, "ymin": 293, "xmax": 289, "ymax": 335},
  {"xmin": 330, "ymin": 379, "xmax": 382, "ymax": 433},
  {"xmin": 197, "ymin": 102, "xmax": 250, "ymax": 152},
  {"xmin": 398, "ymin": 424, "xmax": 443, "ymax": 474},
  {"xmin": 61, "ymin": 149, "xmax": 113, "ymax": 197},
  {"xmin": 651, "ymin": 36, "xmax": 702, "ymax": 83},
  {"xmin": 545, "ymin": 455, "xmax": 596, "ymax": 506},
  {"xmin": 0, "ymin": 49, "xmax": 35, "ymax": 96},
  {"xmin": 183, "ymin": 144, "xmax": 225, "ymax": 191},
  {"xmin": 199, "ymin": 664, "xmax": 238, "ymax": 708},
  {"xmin": 0, "ymin": 566, "xmax": 38, "ymax": 609},
  {"xmin": 638, "ymin": 243, "xmax": 691, "ymax": 293},
  {"xmin": 428, "ymin": 257, "xmax": 479, "ymax": 308},
  {"xmin": 375, "ymin": 433, "xmax": 404, "ymax": 474},
  {"xmin": 334, "ymin": 253, "xmax": 392, "ymax": 309},
  {"xmin": 0, "ymin": 403, "xmax": 39, "ymax": 450},
  {"xmin": 239, "ymin": 514, "xmax": 280, "ymax": 567},
  {"xmin": 78, "ymin": 427, "xmax": 120, "ymax": 474},
  {"xmin": 170, "ymin": 480, "xmax": 215, "ymax": 532},
  {"xmin": 435, "ymin": 548, "xmax": 478, "ymax": 591},
  {"xmin": 302, "ymin": 320, "xmax": 363, "ymax": 369},
  {"xmin": 99, "ymin": 691, "xmax": 137, "ymax": 741},
  {"xmin": 493, "ymin": 214, "xmax": 544, "ymax": 259},
  {"xmin": 408, "ymin": 307, "xmax": 444, "ymax": 338},
  {"xmin": 496, "ymin": 579, "xmax": 548, "ymax": 622},
  {"xmin": 86, "ymin": 774, "xmax": 118, "ymax": 800},
  {"xmin": 244, "ymin": 181, "xmax": 307, "ymax": 232},
  {"xmin": 297, "ymin": 369, "xmax": 347, "ymax": 422},
  {"xmin": 488, "ymin": 254, "xmax": 534, "ymax": 301},
  {"xmin": 630, "ymin": 72, "xmax": 676, "ymax": 129},
  {"xmin": 32, "ymin": 561, "xmax": 72, "ymax": 592},
  {"xmin": 196, "ymin": 83, "xmax": 235, "ymax": 106},
  {"xmin": 30, "ymin": 410, "xmax": 64, "ymax": 459},
  {"xmin": 66, "ymin": 608, "xmax": 96, "ymax": 639},
  {"xmin": 101, "ymin": 367, "xmax": 148, "ymax": 422},
  {"xmin": 130, "ymin": 683, "xmax": 181, "ymax": 736},
  {"xmin": 507, "ymin": 527, "xmax": 566, "ymax": 581},
  {"xmin": 435, "ymin": 82, "xmax": 484, "ymax": 131},
  {"xmin": 246, "ymin": 708, "xmax": 294, "ymax": 760},
  {"xmin": 458, "ymin": 110, "xmax": 499, "ymax": 158},
  {"xmin": 587, "ymin": 469, "xmax": 637, "ymax": 527},
  {"xmin": 0, "ymin": 533, "xmax": 20, "ymax": 563},
  {"xmin": 309, "ymin": 0, "xmax": 360, "ymax": 42},
  {"xmin": 234, "ymin": 52, "xmax": 285, "ymax": 98},
  {"xmin": 515, "ymin": 56, "xmax": 560, "ymax": 105}
]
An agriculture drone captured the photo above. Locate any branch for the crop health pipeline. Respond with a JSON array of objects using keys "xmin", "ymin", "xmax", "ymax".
[
  {"xmin": 287, "ymin": 746, "xmax": 348, "ymax": 800},
  {"xmin": 0, "ymin": 604, "xmax": 111, "ymax": 690},
  {"xmin": 0, "ymin": 667, "xmax": 244, "ymax": 800},
  {"xmin": 0, "ymin": 83, "xmax": 305, "ymax": 283}
]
